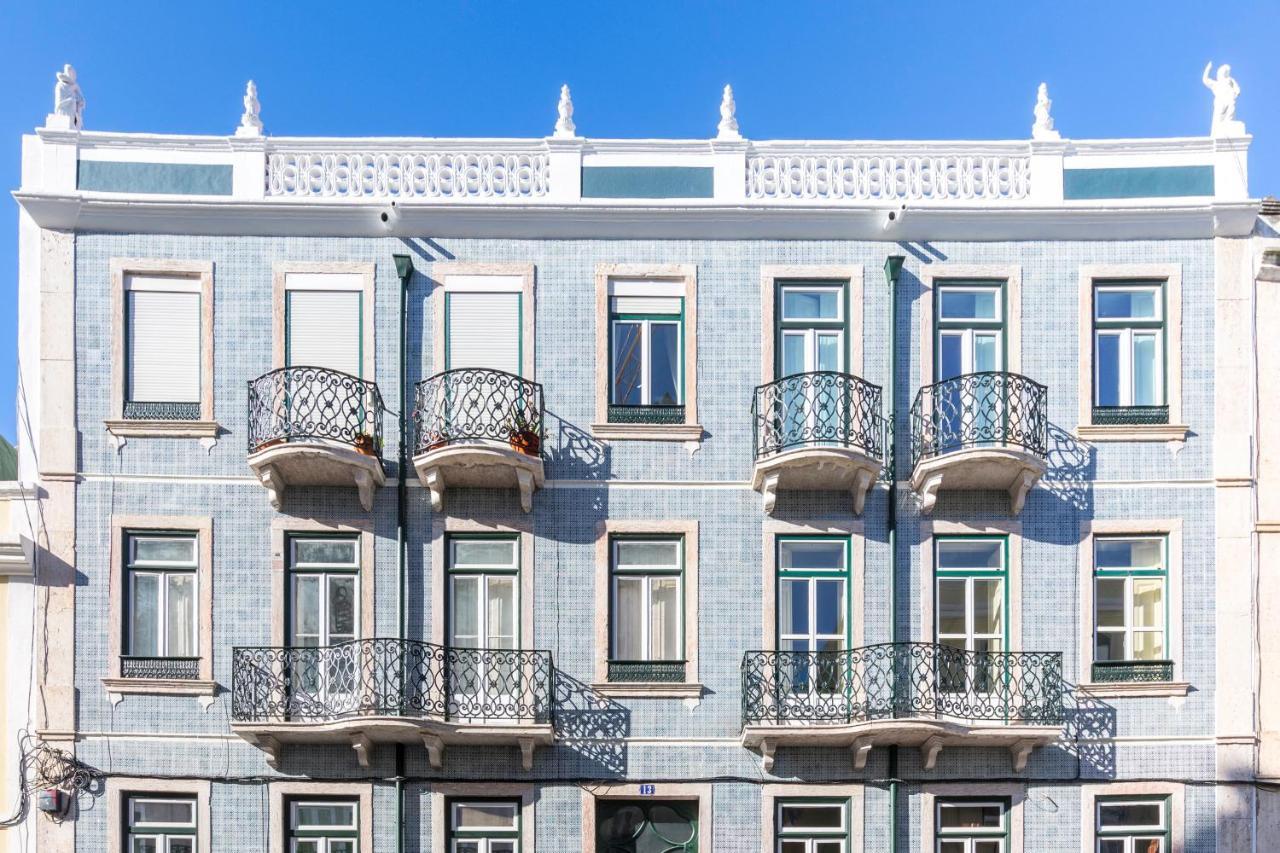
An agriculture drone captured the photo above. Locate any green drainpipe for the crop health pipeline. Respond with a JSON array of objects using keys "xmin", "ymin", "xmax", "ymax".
[
  {"xmin": 392, "ymin": 253, "xmax": 414, "ymax": 853},
  {"xmin": 883, "ymin": 255, "xmax": 905, "ymax": 853}
]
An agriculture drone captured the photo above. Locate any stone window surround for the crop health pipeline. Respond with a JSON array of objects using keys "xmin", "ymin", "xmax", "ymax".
[
  {"xmin": 1076, "ymin": 263, "xmax": 1188, "ymax": 443},
  {"xmin": 918, "ymin": 263, "xmax": 1023, "ymax": 387},
  {"xmin": 921, "ymin": 782, "xmax": 1025, "ymax": 853},
  {"xmin": 106, "ymin": 777, "xmax": 212, "ymax": 853},
  {"xmin": 591, "ymin": 263, "xmax": 702, "ymax": 443},
  {"xmin": 432, "ymin": 782, "xmax": 536, "ymax": 853},
  {"xmin": 429, "ymin": 261, "xmax": 537, "ymax": 379},
  {"xmin": 918, "ymin": 520, "xmax": 1024, "ymax": 651},
  {"xmin": 592, "ymin": 519, "xmax": 702, "ymax": 698},
  {"xmin": 103, "ymin": 514, "xmax": 216, "ymax": 704},
  {"xmin": 760, "ymin": 517, "xmax": 866, "ymax": 650},
  {"xmin": 429, "ymin": 515, "xmax": 536, "ymax": 650},
  {"xmin": 759, "ymin": 265, "xmax": 865, "ymax": 382},
  {"xmin": 1077, "ymin": 518, "xmax": 1188, "ymax": 697},
  {"xmin": 760, "ymin": 783, "xmax": 864, "ymax": 852},
  {"xmin": 106, "ymin": 258, "xmax": 217, "ymax": 442},
  {"xmin": 268, "ymin": 781, "xmax": 374, "ymax": 853},
  {"xmin": 1081, "ymin": 781, "xmax": 1184, "ymax": 853},
  {"xmin": 272, "ymin": 260, "xmax": 377, "ymax": 378},
  {"xmin": 580, "ymin": 782, "xmax": 711, "ymax": 853},
  {"xmin": 269, "ymin": 516, "xmax": 376, "ymax": 648}
]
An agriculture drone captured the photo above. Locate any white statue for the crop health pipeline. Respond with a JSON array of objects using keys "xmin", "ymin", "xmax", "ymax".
[
  {"xmin": 1031, "ymin": 82, "xmax": 1060, "ymax": 141},
  {"xmin": 52, "ymin": 64, "xmax": 85, "ymax": 129},
  {"xmin": 553, "ymin": 84, "xmax": 576, "ymax": 138},
  {"xmin": 236, "ymin": 80, "xmax": 263, "ymax": 137},
  {"xmin": 716, "ymin": 84, "xmax": 741, "ymax": 140},
  {"xmin": 1202, "ymin": 62, "xmax": 1245, "ymax": 137}
]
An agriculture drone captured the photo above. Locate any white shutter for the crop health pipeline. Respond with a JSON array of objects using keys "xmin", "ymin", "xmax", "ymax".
[
  {"xmin": 611, "ymin": 296, "xmax": 681, "ymax": 315},
  {"xmin": 447, "ymin": 292, "xmax": 520, "ymax": 374},
  {"xmin": 127, "ymin": 290, "xmax": 200, "ymax": 402},
  {"xmin": 288, "ymin": 290, "xmax": 362, "ymax": 376}
]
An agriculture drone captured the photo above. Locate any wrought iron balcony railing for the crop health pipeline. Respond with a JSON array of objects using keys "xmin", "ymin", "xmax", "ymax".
[
  {"xmin": 1091, "ymin": 659, "xmax": 1174, "ymax": 683},
  {"xmin": 607, "ymin": 660, "xmax": 687, "ymax": 683},
  {"xmin": 741, "ymin": 643, "xmax": 1064, "ymax": 727},
  {"xmin": 909, "ymin": 371, "xmax": 1047, "ymax": 468},
  {"xmin": 247, "ymin": 366, "xmax": 385, "ymax": 455},
  {"xmin": 1091, "ymin": 405, "xmax": 1169, "ymax": 426},
  {"xmin": 752, "ymin": 371, "xmax": 887, "ymax": 461},
  {"xmin": 413, "ymin": 368, "xmax": 544, "ymax": 457},
  {"xmin": 231, "ymin": 639, "xmax": 554, "ymax": 725},
  {"xmin": 120, "ymin": 656, "xmax": 200, "ymax": 680}
]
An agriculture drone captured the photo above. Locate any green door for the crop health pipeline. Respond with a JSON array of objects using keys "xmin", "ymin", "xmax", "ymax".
[{"xmin": 596, "ymin": 800, "xmax": 698, "ymax": 852}]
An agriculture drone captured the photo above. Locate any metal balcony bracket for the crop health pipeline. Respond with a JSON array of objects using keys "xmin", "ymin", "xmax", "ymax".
[
  {"xmin": 422, "ymin": 733, "xmax": 444, "ymax": 769},
  {"xmin": 917, "ymin": 473, "xmax": 943, "ymax": 514},
  {"xmin": 921, "ymin": 735, "xmax": 945, "ymax": 771},
  {"xmin": 259, "ymin": 464, "xmax": 284, "ymax": 511},
  {"xmin": 422, "ymin": 467, "xmax": 444, "ymax": 513},
  {"xmin": 1010, "ymin": 738, "xmax": 1036, "ymax": 773},
  {"xmin": 518, "ymin": 736, "xmax": 537, "ymax": 771},
  {"xmin": 759, "ymin": 737, "xmax": 777, "ymax": 773},
  {"xmin": 350, "ymin": 733, "xmax": 373, "ymax": 769},
  {"xmin": 760, "ymin": 472, "xmax": 781, "ymax": 516},
  {"xmin": 851, "ymin": 737, "xmax": 873, "ymax": 770}
]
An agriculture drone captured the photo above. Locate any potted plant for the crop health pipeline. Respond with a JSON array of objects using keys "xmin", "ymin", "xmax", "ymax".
[
  {"xmin": 506, "ymin": 408, "xmax": 540, "ymax": 457},
  {"xmin": 353, "ymin": 433, "xmax": 377, "ymax": 456},
  {"xmin": 420, "ymin": 429, "xmax": 448, "ymax": 452}
]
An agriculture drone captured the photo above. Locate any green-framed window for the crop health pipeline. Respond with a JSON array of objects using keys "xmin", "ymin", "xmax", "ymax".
[
  {"xmin": 596, "ymin": 800, "xmax": 698, "ymax": 851},
  {"xmin": 124, "ymin": 532, "xmax": 198, "ymax": 662},
  {"xmin": 287, "ymin": 798, "xmax": 358, "ymax": 853},
  {"xmin": 608, "ymin": 536, "xmax": 685, "ymax": 682},
  {"xmin": 608, "ymin": 294, "xmax": 684, "ymax": 423},
  {"xmin": 776, "ymin": 280, "xmax": 848, "ymax": 378},
  {"xmin": 777, "ymin": 537, "xmax": 851, "ymax": 696},
  {"xmin": 1095, "ymin": 796, "xmax": 1170, "ymax": 852},
  {"xmin": 287, "ymin": 535, "xmax": 360, "ymax": 649},
  {"xmin": 935, "ymin": 280, "xmax": 1006, "ymax": 380},
  {"xmin": 1092, "ymin": 280, "xmax": 1167, "ymax": 424},
  {"xmin": 936, "ymin": 798, "xmax": 1009, "ymax": 853},
  {"xmin": 446, "ymin": 799, "xmax": 520, "ymax": 852},
  {"xmin": 935, "ymin": 537, "xmax": 1008, "ymax": 694},
  {"xmin": 123, "ymin": 275, "xmax": 202, "ymax": 421},
  {"xmin": 775, "ymin": 798, "xmax": 850, "ymax": 852},
  {"xmin": 446, "ymin": 536, "xmax": 520, "ymax": 652},
  {"xmin": 1093, "ymin": 536, "xmax": 1171, "ymax": 682},
  {"xmin": 125, "ymin": 795, "xmax": 196, "ymax": 853}
]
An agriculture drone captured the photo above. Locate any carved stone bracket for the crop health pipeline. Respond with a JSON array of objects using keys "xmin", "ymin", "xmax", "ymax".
[
  {"xmin": 852, "ymin": 469, "xmax": 874, "ymax": 516},
  {"xmin": 423, "ymin": 467, "xmax": 444, "ymax": 512},
  {"xmin": 1009, "ymin": 469, "xmax": 1036, "ymax": 515},
  {"xmin": 257, "ymin": 735, "xmax": 282, "ymax": 770},
  {"xmin": 758, "ymin": 737, "xmax": 777, "ymax": 773},
  {"xmin": 514, "ymin": 468, "xmax": 534, "ymax": 513},
  {"xmin": 917, "ymin": 473, "xmax": 943, "ymax": 514},
  {"xmin": 350, "ymin": 733, "xmax": 373, "ymax": 768},
  {"xmin": 920, "ymin": 735, "xmax": 944, "ymax": 771},
  {"xmin": 760, "ymin": 472, "xmax": 781, "ymax": 515},
  {"xmin": 851, "ymin": 737, "xmax": 873, "ymax": 770},
  {"xmin": 353, "ymin": 468, "xmax": 375, "ymax": 512},
  {"xmin": 518, "ymin": 737, "xmax": 537, "ymax": 771},
  {"xmin": 1009, "ymin": 739, "xmax": 1036, "ymax": 772},
  {"xmin": 422, "ymin": 733, "xmax": 444, "ymax": 769},
  {"xmin": 259, "ymin": 465, "xmax": 283, "ymax": 511}
]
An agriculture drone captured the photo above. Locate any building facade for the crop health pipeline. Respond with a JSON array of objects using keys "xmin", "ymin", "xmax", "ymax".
[{"xmin": 9, "ymin": 72, "xmax": 1277, "ymax": 851}]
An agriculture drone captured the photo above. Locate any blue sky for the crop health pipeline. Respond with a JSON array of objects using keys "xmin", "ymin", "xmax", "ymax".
[{"xmin": 1, "ymin": 0, "xmax": 1275, "ymax": 443}]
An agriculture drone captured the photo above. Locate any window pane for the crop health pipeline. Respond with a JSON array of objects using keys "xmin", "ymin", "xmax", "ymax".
[
  {"xmin": 454, "ymin": 800, "xmax": 518, "ymax": 828},
  {"xmin": 452, "ymin": 539, "xmax": 516, "ymax": 568},
  {"xmin": 1095, "ymin": 631, "xmax": 1125, "ymax": 662},
  {"xmin": 615, "ymin": 540, "xmax": 680, "ymax": 568},
  {"xmin": 974, "ymin": 843, "xmax": 1002, "ymax": 853},
  {"xmin": 650, "ymin": 323, "xmax": 681, "ymax": 406},
  {"xmin": 131, "ymin": 574, "xmax": 160, "ymax": 656},
  {"xmin": 1133, "ymin": 630, "xmax": 1166, "ymax": 660},
  {"xmin": 329, "ymin": 843, "xmax": 355, "ymax": 853},
  {"xmin": 167, "ymin": 839, "xmax": 195, "ymax": 853},
  {"xmin": 815, "ymin": 843, "xmax": 845, "ymax": 853},
  {"xmin": 939, "ymin": 333, "xmax": 964, "ymax": 381},
  {"xmin": 166, "ymin": 574, "xmax": 195, "ymax": 657},
  {"xmin": 294, "ymin": 802, "xmax": 356, "ymax": 828},
  {"xmin": 1096, "ymin": 539, "xmax": 1163, "ymax": 570},
  {"xmin": 779, "ymin": 578, "xmax": 808, "ymax": 636},
  {"xmin": 328, "ymin": 575, "xmax": 356, "ymax": 638},
  {"xmin": 974, "ymin": 334, "xmax": 1000, "ymax": 373},
  {"xmin": 1095, "ymin": 579, "xmax": 1126, "ymax": 628},
  {"xmin": 651, "ymin": 577, "xmax": 681, "ymax": 660},
  {"xmin": 294, "ymin": 539, "xmax": 357, "ymax": 566},
  {"xmin": 780, "ymin": 541, "xmax": 845, "ymax": 571},
  {"xmin": 937, "ymin": 580, "xmax": 967, "ymax": 635},
  {"xmin": 1099, "ymin": 801, "xmax": 1162, "ymax": 828},
  {"xmin": 132, "ymin": 839, "xmax": 158, "ymax": 853},
  {"xmin": 1096, "ymin": 333, "xmax": 1121, "ymax": 406},
  {"xmin": 1132, "ymin": 579, "xmax": 1164, "ymax": 629},
  {"xmin": 782, "ymin": 289, "xmax": 840, "ymax": 319},
  {"xmin": 937, "ymin": 540, "xmax": 1002, "ymax": 570},
  {"xmin": 1132, "ymin": 333, "xmax": 1160, "ymax": 406},
  {"xmin": 132, "ymin": 798, "xmax": 194, "ymax": 826},
  {"xmin": 1096, "ymin": 288, "xmax": 1158, "ymax": 320},
  {"xmin": 939, "ymin": 803, "xmax": 1003, "ymax": 829},
  {"xmin": 1098, "ymin": 841, "xmax": 1126, "ymax": 853},
  {"xmin": 487, "ymin": 577, "xmax": 516, "ymax": 648},
  {"xmin": 973, "ymin": 579, "xmax": 1003, "ymax": 636},
  {"xmin": 452, "ymin": 843, "xmax": 480, "ymax": 853},
  {"xmin": 490, "ymin": 842, "xmax": 516, "ymax": 853},
  {"xmin": 815, "ymin": 580, "xmax": 845, "ymax": 636},
  {"xmin": 939, "ymin": 289, "xmax": 999, "ymax": 320},
  {"xmin": 939, "ymin": 843, "xmax": 966, "ymax": 853},
  {"xmin": 615, "ymin": 577, "xmax": 644, "ymax": 659},
  {"xmin": 780, "ymin": 803, "xmax": 844, "ymax": 828},
  {"xmin": 452, "ymin": 576, "xmax": 479, "ymax": 645},
  {"xmin": 133, "ymin": 537, "xmax": 196, "ymax": 565},
  {"xmin": 781, "ymin": 333, "xmax": 807, "ymax": 377},
  {"xmin": 816, "ymin": 334, "xmax": 841, "ymax": 372},
  {"xmin": 612, "ymin": 322, "xmax": 643, "ymax": 405},
  {"xmin": 292, "ymin": 842, "xmax": 320, "ymax": 853},
  {"xmin": 780, "ymin": 843, "xmax": 808, "ymax": 853}
]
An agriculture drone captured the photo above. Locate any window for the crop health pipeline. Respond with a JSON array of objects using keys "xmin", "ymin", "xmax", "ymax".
[
  {"xmin": 935, "ymin": 282, "xmax": 1004, "ymax": 381},
  {"xmin": 609, "ymin": 537, "xmax": 684, "ymax": 682},
  {"xmin": 935, "ymin": 538, "xmax": 1007, "ymax": 694},
  {"xmin": 286, "ymin": 284, "xmax": 363, "ymax": 378},
  {"xmin": 609, "ymin": 293, "xmax": 684, "ymax": 424},
  {"xmin": 447, "ymin": 537, "xmax": 519, "ymax": 710},
  {"xmin": 288, "ymin": 537, "xmax": 360, "ymax": 706},
  {"xmin": 596, "ymin": 800, "xmax": 697, "ymax": 852},
  {"xmin": 1095, "ymin": 797, "xmax": 1169, "ymax": 853},
  {"xmin": 1093, "ymin": 537, "xmax": 1170, "ymax": 682},
  {"xmin": 447, "ymin": 799, "xmax": 520, "ymax": 853},
  {"xmin": 124, "ymin": 533, "xmax": 198, "ymax": 678},
  {"xmin": 287, "ymin": 799, "xmax": 359, "ymax": 853},
  {"xmin": 124, "ymin": 274, "xmax": 202, "ymax": 421},
  {"xmin": 1092, "ymin": 281, "xmax": 1166, "ymax": 425},
  {"xmin": 936, "ymin": 799, "xmax": 1008, "ymax": 853},
  {"xmin": 447, "ymin": 290, "xmax": 522, "ymax": 375},
  {"xmin": 777, "ymin": 282, "xmax": 846, "ymax": 377},
  {"xmin": 126, "ymin": 796, "xmax": 197, "ymax": 853},
  {"xmin": 777, "ymin": 539, "xmax": 849, "ymax": 699},
  {"xmin": 776, "ymin": 800, "xmax": 849, "ymax": 853}
]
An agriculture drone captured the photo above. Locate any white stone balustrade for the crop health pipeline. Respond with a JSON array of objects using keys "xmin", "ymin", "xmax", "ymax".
[
  {"xmin": 266, "ymin": 150, "xmax": 551, "ymax": 199},
  {"xmin": 744, "ymin": 150, "xmax": 1032, "ymax": 202}
]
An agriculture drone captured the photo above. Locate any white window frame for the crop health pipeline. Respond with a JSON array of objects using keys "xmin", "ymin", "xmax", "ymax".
[
  {"xmin": 288, "ymin": 799, "xmax": 359, "ymax": 853},
  {"xmin": 125, "ymin": 534, "xmax": 199, "ymax": 660},
  {"xmin": 937, "ymin": 285, "xmax": 1004, "ymax": 323},
  {"xmin": 779, "ymin": 285, "xmax": 846, "ymax": 323},
  {"xmin": 1093, "ymin": 536, "xmax": 1168, "ymax": 663},
  {"xmin": 609, "ymin": 313, "xmax": 683, "ymax": 408},
  {"xmin": 775, "ymin": 799, "xmax": 849, "ymax": 853},
  {"xmin": 126, "ymin": 795, "xmax": 198, "ymax": 853},
  {"xmin": 448, "ymin": 799, "xmax": 520, "ymax": 852},
  {"xmin": 934, "ymin": 538, "xmax": 1007, "ymax": 654},
  {"xmin": 1094, "ymin": 797, "xmax": 1169, "ymax": 853},
  {"xmin": 288, "ymin": 537, "xmax": 361, "ymax": 648},
  {"xmin": 935, "ymin": 799, "xmax": 1008, "ymax": 853},
  {"xmin": 1092, "ymin": 283, "xmax": 1165, "ymax": 409},
  {"xmin": 610, "ymin": 538, "xmax": 684, "ymax": 663}
]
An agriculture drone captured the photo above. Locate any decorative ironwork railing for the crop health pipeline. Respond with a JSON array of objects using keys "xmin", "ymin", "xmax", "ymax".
[
  {"xmin": 752, "ymin": 371, "xmax": 886, "ymax": 461},
  {"xmin": 120, "ymin": 656, "xmax": 200, "ymax": 680},
  {"xmin": 607, "ymin": 660, "xmax": 687, "ymax": 683},
  {"xmin": 910, "ymin": 371, "xmax": 1048, "ymax": 467},
  {"xmin": 745, "ymin": 153, "xmax": 1031, "ymax": 201},
  {"xmin": 1091, "ymin": 405, "xmax": 1169, "ymax": 426},
  {"xmin": 412, "ymin": 369, "xmax": 544, "ymax": 457},
  {"xmin": 123, "ymin": 401, "xmax": 200, "ymax": 421},
  {"xmin": 231, "ymin": 639, "xmax": 554, "ymax": 724},
  {"xmin": 1091, "ymin": 660, "xmax": 1174, "ymax": 683},
  {"xmin": 741, "ymin": 643, "xmax": 1064, "ymax": 727},
  {"xmin": 607, "ymin": 404, "xmax": 685, "ymax": 425},
  {"xmin": 247, "ymin": 367, "xmax": 385, "ymax": 455},
  {"xmin": 267, "ymin": 151, "xmax": 551, "ymax": 199}
]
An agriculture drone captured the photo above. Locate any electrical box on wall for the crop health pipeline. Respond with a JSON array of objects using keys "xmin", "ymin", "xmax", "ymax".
[{"xmin": 36, "ymin": 788, "xmax": 62, "ymax": 814}]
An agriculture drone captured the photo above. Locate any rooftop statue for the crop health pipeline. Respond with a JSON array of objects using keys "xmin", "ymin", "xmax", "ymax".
[
  {"xmin": 237, "ymin": 80, "xmax": 263, "ymax": 137},
  {"xmin": 52, "ymin": 64, "xmax": 85, "ymax": 129},
  {"xmin": 553, "ymin": 84, "xmax": 576, "ymax": 138},
  {"xmin": 1031, "ymin": 82, "xmax": 1060, "ymax": 141},
  {"xmin": 1202, "ymin": 62, "xmax": 1245, "ymax": 137},
  {"xmin": 716, "ymin": 84, "xmax": 741, "ymax": 140}
]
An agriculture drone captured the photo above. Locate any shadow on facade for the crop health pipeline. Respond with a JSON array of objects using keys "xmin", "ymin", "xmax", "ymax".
[
  {"xmin": 1040, "ymin": 422, "xmax": 1095, "ymax": 514},
  {"xmin": 543, "ymin": 410, "xmax": 610, "ymax": 481},
  {"xmin": 552, "ymin": 669, "xmax": 630, "ymax": 776},
  {"xmin": 1062, "ymin": 684, "xmax": 1118, "ymax": 777}
]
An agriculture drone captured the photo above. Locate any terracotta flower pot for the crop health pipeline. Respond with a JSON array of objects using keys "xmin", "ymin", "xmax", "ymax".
[
  {"xmin": 508, "ymin": 429, "xmax": 540, "ymax": 457},
  {"xmin": 353, "ymin": 434, "xmax": 376, "ymax": 455}
]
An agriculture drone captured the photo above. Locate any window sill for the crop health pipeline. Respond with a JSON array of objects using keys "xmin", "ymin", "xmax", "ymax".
[
  {"xmin": 102, "ymin": 677, "xmax": 218, "ymax": 705},
  {"xmin": 1075, "ymin": 424, "xmax": 1189, "ymax": 443},
  {"xmin": 591, "ymin": 681, "xmax": 704, "ymax": 699},
  {"xmin": 1078, "ymin": 681, "xmax": 1190, "ymax": 698},
  {"xmin": 590, "ymin": 423, "xmax": 704, "ymax": 442},
  {"xmin": 105, "ymin": 419, "xmax": 220, "ymax": 439}
]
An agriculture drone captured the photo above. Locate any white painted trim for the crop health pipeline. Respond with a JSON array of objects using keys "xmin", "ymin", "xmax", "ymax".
[
  {"xmin": 106, "ymin": 777, "xmax": 211, "ymax": 853},
  {"xmin": 919, "ymin": 519, "xmax": 1023, "ymax": 650},
  {"xmin": 761, "ymin": 784, "xmax": 864, "ymax": 853},
  {"xmin": 268, "ymin": 781, "xmax": 374, "ymax": 853},
  {"xmin": 918, "ymin": 264, "xmax": 1023, "ymax": 387},
  {"xmin": 431, "ymin": 783, "xmax": 535, "ymax": 853},
  {"xmin": 922, "ymin": 783, "xmax": 1025, "ymax": 853},
  {"xmin": 1080, "ymin": 782, "xmax": 1184, "ymax": 853}
]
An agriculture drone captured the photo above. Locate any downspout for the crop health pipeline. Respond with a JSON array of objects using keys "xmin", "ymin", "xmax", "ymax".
[
  {"xmin": 883, "ymin": 255, "xmax": 905, "ymax": 853},
  {"xmin": 392, "ymin": 253, "xmax": 414, "ymax": 853}
]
